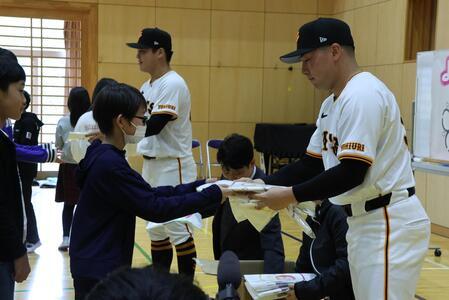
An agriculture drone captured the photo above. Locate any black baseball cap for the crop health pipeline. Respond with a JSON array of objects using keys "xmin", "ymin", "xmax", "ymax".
[
  {"xmin": 280, "ymin": 18, "xmax": 354, "ymax": 64},
  {"xmin": 126, "ymin": 28, "xmax": 172, "ymax": 52}
]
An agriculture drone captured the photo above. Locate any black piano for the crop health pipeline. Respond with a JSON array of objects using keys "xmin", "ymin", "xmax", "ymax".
[{"xmin": 254, "ymin": 123, "xmax": 316, "ymax": 174}]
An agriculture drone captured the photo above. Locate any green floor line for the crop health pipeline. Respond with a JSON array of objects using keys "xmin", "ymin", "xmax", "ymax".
[{"xmin": 134, "ymin": 241, "xmax": 152, "ymax": 264}]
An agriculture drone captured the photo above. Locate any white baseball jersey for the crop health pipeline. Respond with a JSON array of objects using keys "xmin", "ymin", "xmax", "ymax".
[
  {"xmin": 306, "ymin": 72, "xmax": 415, "ymax": 205},
  {"xmin": 137, "ymin": 70, "xmax": 193, "ymax": 158}
]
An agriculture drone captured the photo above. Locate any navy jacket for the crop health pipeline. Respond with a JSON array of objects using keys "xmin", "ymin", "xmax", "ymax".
[
  {"xmin": 209, "ymin": 167, "xmax": 285, "ymax": 273},
  {"xmin": 0, "ymin": 130, "xmax": 26, "ymax": 261},
  {"xmin": 70, "ymin": 140, "xmax": 222, "ymax": 279},
  {"xmin": 294, "ymin": 199, "xmax": 354, "ymax": 300}
]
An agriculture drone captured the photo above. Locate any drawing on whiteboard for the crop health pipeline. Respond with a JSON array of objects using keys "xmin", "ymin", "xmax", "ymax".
[
  {"xmin": 441, "ymin": 56, "xmax": 449, "ymax": 86},
  {"xmin": 442, "ymin": 105, "xmax": 449, "ymax": 150}
]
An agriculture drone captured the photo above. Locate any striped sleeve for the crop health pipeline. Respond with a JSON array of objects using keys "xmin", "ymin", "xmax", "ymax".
[{"xmin": 41, "ymin": 143, "xmax": 57, "ymax": 162}]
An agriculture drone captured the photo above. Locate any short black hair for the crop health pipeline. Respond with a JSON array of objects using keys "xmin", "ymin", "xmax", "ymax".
[
  {"xmin": 217, "ymin": 133, "xmax": 254, "ymax": 170},
  {"xmin": 93, "ymin": 83, "xmax": 146, "ymax": 135},
  {"xmin": 0, "ymin": 47, "xmax": 18, "ymax": 63},
  {"xmin": 86, "ymin": 266, "xmax": 208, "ymax": 300},
  {"xmin": 92, "ymin": 77, "xmax": 118, "ymax": 105},
  {"xmin": 0, "ymin": 61, "xmax": 26, "ymax": 92},
  {"xmin": 68, "ymin": 87, "xmax": 91, "ymax": 127},
  {"xmin": 23, "ymin": 90, "xmax": 31, "ymax": 110},
  {"xmin": 342, "ymin": 45, "xmax": 355, "ymax": 57}
]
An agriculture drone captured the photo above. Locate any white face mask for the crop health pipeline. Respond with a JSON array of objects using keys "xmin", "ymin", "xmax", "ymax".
[{"xmin": 121, "ymin": 121, "xmax": 146, "ymax": 145}]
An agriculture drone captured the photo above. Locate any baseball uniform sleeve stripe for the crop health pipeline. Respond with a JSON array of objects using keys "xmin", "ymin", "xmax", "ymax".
[
  {"xmin": 152, "ymin": 111, "xmax": 178, "ymax": 120},
  {"xmin": 306, "ymin": 150, "xmax": 322, "ymax": 159},
  {"xmin": 338, "ymin": 153, "xmax": 373, "ymax": 165}
]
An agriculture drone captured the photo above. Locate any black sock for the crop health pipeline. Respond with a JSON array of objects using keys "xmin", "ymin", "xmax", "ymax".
[
  {"xmin": 151, "ymin": 238, "xmax": 173, "ymax": 272},
  {"xmin": 175, "ymin": 237, "xmax": 197, "ymax": 280}
]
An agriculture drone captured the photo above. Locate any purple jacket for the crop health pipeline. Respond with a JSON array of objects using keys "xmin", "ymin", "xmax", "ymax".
[{"xmin": 2, "ymin": 121, "xmax": 56, "ymax": 163}]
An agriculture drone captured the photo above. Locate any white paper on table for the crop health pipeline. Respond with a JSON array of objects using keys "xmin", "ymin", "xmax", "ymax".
[
  {"xmin": 245, "ymin": 273, "xmax": 316, "ymax": 287},
  {"xmin": 244, "ymin": 273, "xmax": 317, "ymax": 300}
]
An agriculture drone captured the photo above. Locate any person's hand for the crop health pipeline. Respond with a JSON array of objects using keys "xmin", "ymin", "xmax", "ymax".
[
  {"xmin": 249, "ymin": 187, "xmax": 297, "ymax": 210},
  {"xmin": 13, "ymin": 253, "xmax": 30, "ymax": 283},
  {"xmin": 285, "ymin": 290, "xmax": 297, "ymax": 300},
  {"xmin": 86, "ymin": 131, "xmax": 104, "ymax": 143},
  {"xmin": 218, "ymin": 186, "xmax": 234, "ymax": 203},
  {"xmin": 235, "ymin": 177, "xmax": 264, "ymax": 184},
  {"xmin": 55, "ymin": 149, "xmax": 64, "ymax": 164}
]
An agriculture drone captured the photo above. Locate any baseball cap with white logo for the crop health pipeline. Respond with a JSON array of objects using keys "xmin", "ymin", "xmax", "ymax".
[
  {"xmin": 280, "ymin": 18, "xmax": 355, "ymax": 64},
  {"xmin": 126, "ymin": 27, "xmax": 172, "ymax": 53}
]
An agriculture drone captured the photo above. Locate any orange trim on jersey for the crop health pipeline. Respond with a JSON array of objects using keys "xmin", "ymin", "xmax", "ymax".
[
  {"xmin": 383, "ymin": 206, "xmax": 390, "ymax": 300},
  {"xmin": 152, "ymin": 110, "xmax": 178, "ymax": 120},
  {"xmin": 338, "ymin": 153, "xmax": 373, "ymax": 165},
  {"xmin": 306, "ymin": 150, "xmax": 322, "ymax": 159}
]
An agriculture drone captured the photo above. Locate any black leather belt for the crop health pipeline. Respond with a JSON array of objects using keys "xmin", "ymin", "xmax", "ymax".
[
  {"xmin": 143, "ymin": 155, "xmax": 156, "ymax": 160},
  {"xmin": 343, "ymin": 187, "xmax": 415, "ymax": 217}
]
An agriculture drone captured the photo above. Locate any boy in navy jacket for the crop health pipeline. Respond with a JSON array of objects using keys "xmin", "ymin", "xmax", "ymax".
[
  {"xmin": 0, "ymin": 52, "xmax": 31, "ymax": 300},
  {"xmin": 69, "ymin": 83, "xmax": 230, "ymax": 300}
]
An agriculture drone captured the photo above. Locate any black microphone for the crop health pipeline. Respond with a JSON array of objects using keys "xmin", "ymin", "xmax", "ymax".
[{"xmin": 216, "ymin": 251, "xmax": 241, "ymax": 300}]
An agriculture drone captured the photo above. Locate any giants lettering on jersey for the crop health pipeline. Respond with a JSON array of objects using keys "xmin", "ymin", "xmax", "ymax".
[
  {"xmin": 322, "ymin": 130, "xmax": 339, "ymax": 155},
  {"xmin": 158, "ymin": 104, "xmax": 176, "ymax": 111},
  {"xmin": 147, "ymin": 102, "xmax": 154, "ymax": 114},
  {"xmin": 341, "ymin": 142, "xmax": 365, "ymax": 152}
]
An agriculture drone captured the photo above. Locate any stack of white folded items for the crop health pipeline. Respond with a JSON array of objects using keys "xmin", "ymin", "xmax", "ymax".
[
  {"xmin": 244, "ymin": 273, "xmax": 316, "ymax": 300},
  {"xmin": 197, "ymin": 181, "xmax": 280, "ymax": 232}
]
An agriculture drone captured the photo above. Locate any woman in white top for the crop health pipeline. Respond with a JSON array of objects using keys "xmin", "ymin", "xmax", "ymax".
[
  {"xmin": 71, "ymin": 78, "xmax": 117, "ymax": 162},
  {"xmin": 55, "ymin": 87, "xmax": 90, "ymax": 251}
]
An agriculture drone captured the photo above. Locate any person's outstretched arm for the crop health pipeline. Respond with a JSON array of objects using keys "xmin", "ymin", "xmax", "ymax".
[{"xmin": 108, "ymin": 167, "xmax": 224, "ymax": 223}]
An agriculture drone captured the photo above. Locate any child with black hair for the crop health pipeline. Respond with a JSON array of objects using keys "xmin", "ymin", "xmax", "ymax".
[
  {"xmin": 1, "ymin": 47, "xmax": 56, "ymax": 166},
  {"xmin": 86, "ymin": 266, "xmax": 209, "ymax": 300},
  {"xmin": 69, "ymin": 83, "xmax": 230, "ymax": 300},
  {"xmin": 13, "ymin": 90, "xmax": 45, "ymax": 252},
  {"xmin": 207, "ymin": 133, "xmax": 285, "ymax": 273},
  {"xmin": 0, "ymin": 59, "xmax": 31, "ymax": 300},
  {"xmin": 55, "ymin": 87, "xmax": 91, "ymax": 251}
]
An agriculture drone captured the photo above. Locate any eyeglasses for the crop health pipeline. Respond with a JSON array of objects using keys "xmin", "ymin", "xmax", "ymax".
[{"xmin": 134, "ymin": 115, "xmax": 149, "ymax": 123}]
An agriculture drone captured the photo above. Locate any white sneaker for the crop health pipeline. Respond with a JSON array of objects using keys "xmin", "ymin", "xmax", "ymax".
[
  {"xmin": 26, "ymin": 241, "xmax": 42, "ymax": 253},
  {"xmin": 58, "ymin": 236, "xmax": 70, "ymax": 251}
]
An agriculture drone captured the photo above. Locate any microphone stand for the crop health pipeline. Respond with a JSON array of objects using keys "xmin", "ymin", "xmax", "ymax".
[{"xmin": 216, "ymin": 283, "xmax": 240, "ymax": 300}]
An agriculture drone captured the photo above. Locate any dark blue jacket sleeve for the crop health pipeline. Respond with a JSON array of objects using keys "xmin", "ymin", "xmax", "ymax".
[
  {"xmin": 151, "ymin": 179, "xmax": 206, "ymax": 197},
  {"xmin": 260, "ymin": 214, "xmax": 285, "ymax": 273},
  {"xmin": 109, "ymin": 168, "xmax": 222, "ymax": 223}
]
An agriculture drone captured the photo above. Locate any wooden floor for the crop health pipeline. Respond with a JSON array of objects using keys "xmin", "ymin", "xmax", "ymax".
[{"xmin": 15, "ymin": 187, "xmax": 449, "ymax": 299}]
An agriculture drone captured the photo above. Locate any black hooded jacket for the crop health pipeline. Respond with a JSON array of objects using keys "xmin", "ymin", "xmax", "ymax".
[{"xmin": 294, "ymin": 199, "xmax": 355, "ymax": 300}]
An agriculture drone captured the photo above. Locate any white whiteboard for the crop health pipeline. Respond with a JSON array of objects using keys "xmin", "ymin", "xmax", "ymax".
[{"xmin": 413, "ymin": 50, "xmax": 449, "ymax": 162}]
